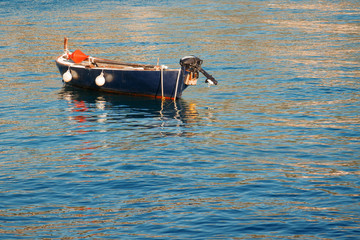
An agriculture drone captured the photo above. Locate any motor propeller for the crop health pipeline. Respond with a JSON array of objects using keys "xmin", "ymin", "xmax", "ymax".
[{"xmin": 180, "ymin": 56, "xmax": 218, "ymax": 85}]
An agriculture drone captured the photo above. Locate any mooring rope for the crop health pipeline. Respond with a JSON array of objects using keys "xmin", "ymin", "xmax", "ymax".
[
  {"xmin": 173, "ymin": 68, "xmax": 182, "ymax": 100},
  {"xmin": 161, "ymin": 65, "xmax": 164, "ymax": 99}
]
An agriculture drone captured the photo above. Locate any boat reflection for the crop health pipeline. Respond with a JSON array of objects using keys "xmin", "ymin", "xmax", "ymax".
[{"xmin": 58, "ymin": 86, "xmax": 199, "ymax": 136}]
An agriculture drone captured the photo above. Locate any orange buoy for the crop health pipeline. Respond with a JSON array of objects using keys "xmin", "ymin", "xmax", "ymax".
[{"xmin": 68, "ymin": 49, "xmax": 88, "ymax": 63}]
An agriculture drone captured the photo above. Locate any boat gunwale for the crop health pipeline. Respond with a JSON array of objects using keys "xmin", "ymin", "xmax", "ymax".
[{"xmin": 55, "ymin": 54, "xmax": 180, "ymax": 72}]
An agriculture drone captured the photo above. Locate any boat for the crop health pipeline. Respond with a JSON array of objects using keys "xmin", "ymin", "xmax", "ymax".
[{"xmin": 55, "ymin": 38, "xmax": 218, "ymax": 99}]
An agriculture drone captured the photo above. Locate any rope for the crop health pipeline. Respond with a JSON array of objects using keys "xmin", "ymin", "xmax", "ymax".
[
  {"xmin": 161, "ymin": 65, "xmax": 164, "ymax": 99},
  {"xmin": 173, "ymin": 68, "xmax": 182, "ymax": 100},
  {"xmin": 88, "ymin": 56, "xmax": 94, "ymax": 65}
]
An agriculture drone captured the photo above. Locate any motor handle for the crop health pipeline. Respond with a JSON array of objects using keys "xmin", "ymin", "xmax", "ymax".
[{"xmin": 198, "ymin": 67, "xmax": 218, "ymax": 85}]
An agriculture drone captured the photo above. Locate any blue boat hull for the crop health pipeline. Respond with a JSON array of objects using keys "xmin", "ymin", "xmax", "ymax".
[{"xmin": 55, "ymin": 57, "xmax": 188, "ymax": 99}]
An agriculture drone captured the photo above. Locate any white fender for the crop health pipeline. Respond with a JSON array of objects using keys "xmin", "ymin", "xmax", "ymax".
[
  {"xmin": 95, "ymin": 72, "xmax": 105, "ymax": 86},
  {"xmin": 63, "ymin": 69, "xmax": 72, "ymax": 82}
]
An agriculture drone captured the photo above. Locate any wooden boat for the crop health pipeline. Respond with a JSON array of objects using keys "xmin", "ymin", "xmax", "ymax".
[{"xmin": 55, "ymin": 38, "xmax": 217, "ymax": 99}]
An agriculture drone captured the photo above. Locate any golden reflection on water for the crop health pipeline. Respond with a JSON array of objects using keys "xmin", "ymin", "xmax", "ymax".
[
  {"xmin": 268, "ymin": 19, "xmax": 360, "ymax": 34},
  {"xmin": 257, "ymin": 2, "xmax": 360, "ymax": 82},
  {"xmin": 268, "ymin": 1, "xmax": 359, "ymax": 13}
]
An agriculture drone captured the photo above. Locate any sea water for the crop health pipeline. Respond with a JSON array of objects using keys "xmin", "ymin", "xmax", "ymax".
[{"xmin": 0, "ymin": 0, "xmax": 359, "ymax": 239}]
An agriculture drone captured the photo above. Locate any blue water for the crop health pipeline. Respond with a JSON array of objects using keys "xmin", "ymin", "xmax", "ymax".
[{"xmin": 1, "ymin": 0, "xmax": 360, "ymax": 239}]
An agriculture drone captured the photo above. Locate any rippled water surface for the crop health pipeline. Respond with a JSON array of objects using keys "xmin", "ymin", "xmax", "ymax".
[{"xmin": 1, "ymin": 0, "xmax": 360, "ymax": 239}]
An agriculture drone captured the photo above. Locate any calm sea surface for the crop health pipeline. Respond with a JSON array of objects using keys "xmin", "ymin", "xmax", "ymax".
[{"xmin": 1, "ymin": 0, "xmax": 359, "ymax": 239}]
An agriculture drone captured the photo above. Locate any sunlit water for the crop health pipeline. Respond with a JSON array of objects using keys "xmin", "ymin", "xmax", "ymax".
[{"xmin": 1, "ymin": 0, "xmax": 359, "ymax": 239}]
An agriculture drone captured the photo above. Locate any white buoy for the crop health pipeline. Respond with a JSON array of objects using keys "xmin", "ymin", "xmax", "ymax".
[
  {"xmin": 95, "ymin": 72, "xmax": 105, "ymax": 86},
  {"xmin": 63, "ymin": 69, "xmax": 72, "ymax": 82}
]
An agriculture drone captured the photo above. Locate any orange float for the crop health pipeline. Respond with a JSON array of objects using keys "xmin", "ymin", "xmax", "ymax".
[{"xmin": 68, "ymin": 49, "xmax": 88, "ymax": 63}]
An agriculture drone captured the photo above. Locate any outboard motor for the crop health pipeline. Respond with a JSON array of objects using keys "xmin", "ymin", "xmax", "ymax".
[{"xmin": 180, "ymin": 56, "xmax": 218, "ymax": 86}]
